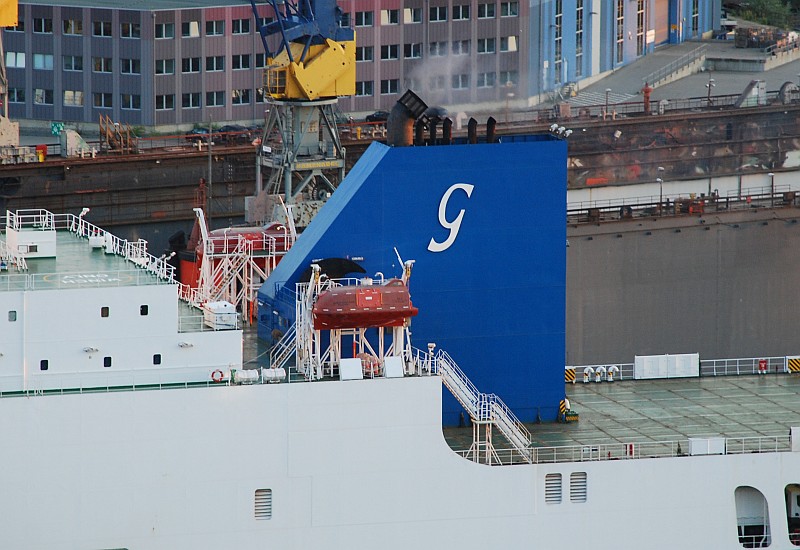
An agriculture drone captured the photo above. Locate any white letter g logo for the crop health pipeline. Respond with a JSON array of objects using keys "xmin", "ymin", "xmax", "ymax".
[{"xmin": 427, "ymin": 183, "xmax": 474, "ymax": 253}]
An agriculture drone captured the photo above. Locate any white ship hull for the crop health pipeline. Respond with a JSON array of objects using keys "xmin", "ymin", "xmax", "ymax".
[{"xmin": 2, "ymin": 375, "xmax": 798, "ymax": 549}]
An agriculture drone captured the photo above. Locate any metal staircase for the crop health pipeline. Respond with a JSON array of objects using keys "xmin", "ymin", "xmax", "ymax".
[{"xmin": 435, "ymin": 349, "xmax": 532, "ymax": 464}]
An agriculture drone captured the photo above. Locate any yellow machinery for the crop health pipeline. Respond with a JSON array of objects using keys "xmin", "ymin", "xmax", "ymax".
[{"xmin": 246, "ymin": 0, "xmax": 355, "ymax": 225}]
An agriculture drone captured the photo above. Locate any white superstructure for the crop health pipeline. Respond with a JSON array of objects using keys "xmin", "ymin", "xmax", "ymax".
[{"xmin": 1, "ymin": 209, "xmax": 800, "ymax": 550}]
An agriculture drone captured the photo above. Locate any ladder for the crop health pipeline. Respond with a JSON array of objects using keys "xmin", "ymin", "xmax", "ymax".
[{"xmin": 435, "ymin": 349, "xmax": 532, "ymax": 464}]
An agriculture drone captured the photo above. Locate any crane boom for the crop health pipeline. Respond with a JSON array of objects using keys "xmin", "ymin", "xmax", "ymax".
[{"xmin": 249, "ymin": 0, "xmax": 355, "ymax": 101}]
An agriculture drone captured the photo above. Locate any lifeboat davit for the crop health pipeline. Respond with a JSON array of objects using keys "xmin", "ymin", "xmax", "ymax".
[{"xmin": 312, "ymin": 279, "xmax": 418, "ymax": 330}]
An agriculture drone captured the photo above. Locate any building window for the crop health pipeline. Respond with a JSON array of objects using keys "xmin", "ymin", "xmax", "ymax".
[
  {"xmin": 155, "ymin": 22, "xmax": 174, "ymax": 39},
  {"xmin": 478, "ymin": 3, "xmax": 495, "ymax": 18},
  {"xmin": 477, "ymin": 38, "xmax": 496, "ymax": 54},
  {"xmin": 501, "ymin": 2, "xmax": 519, "ymax": 16},
  {"xmin": 500, "ymin": 36, "xmax": 518, "ymax": 52},
  {"xmin": 6, "ymin": 52, "xmax": 25, "ymax": 68},
  {"xmin": 93, "ymin": 20, "xmax": 111, "ymax": 37},
  {"xmin": 355, "ymin": 11, "xmax": 373, "ymax": 27},
  {"xmin": 33, "ymin": 18, "xmax": 52, "ymax": 33},
  {"xmin": 182, "ymin": 57, "xmax": 200, "ymax": 73},
  {"xmin": 231, "ymin": 89, "xmax": 250, "ymax": 105},
  {"xmin": 255, "ymin": 88, "xmax": 267, "ymax": 103},
  {"xmin": 155, "ymin": 94, "xmax": 174, "ymax": 110},
  {"xmin": 576, "ymin": 0, "xmax": 584, "ymax": 77},
  {"xmin": 153, "ymin": 354, "xmax": 162, "ymax": 365},
  {"xmin": 206, "ymin": 91, "xmax": 225, "ymax": 107},
  {"xmin": 121, "ymin": 22, "xmax": 140, "ymax": 38},
  {"xmin": 380, "ymin": 9, "xmax": 399, "ymax": 25},
  {"xmin": 206, "ymin": 20, "xmax": 224, "ymax": 36},
  {"xmin": 63, "ymin": 19, "xmax": 82, "ymax": 35},
  {"xmin": 452, "ymin": 40, "xmax": 470, "ymax": 55},
  {"xmin": 453, "ymin": 5, "xmax": 470, "ymax": 19},
  {"xmin": 429, "ymin": 41, "xmax": 447, "ymax": 57},
  {"xmin": 429, "ymin": 75, "xmax": 446, "ymax": 90},
  {"xmin": 232, "ymin": 54, "xmax": 250, "ymax": 70},
  {"xmin": 63, "ymin": 90, "xmax": 84, "ymax": 107},
  {"xmin": 5, "ymin": 20, "xmax": 24, "ymax": 32},
  {"xmin": 63, "ymin": 55, "xmax": 82, "ymax": 71},
  {"xmin": 477, "ymin": 72, "xmax": 496, "ymax": 88},
  {"xmin": 380, "ymin": 44, "xmax": 399, "ymax": 60},
  {"xmin": 404, "ymin": 43, "xmax": 422, "ymax": 59},
  {"xmin": 91, "ymin": 57, "xmax": 111, "ymax": 73},
  {"xmin": 555, "ymin": 0, "xmax": 563, "ymax": 83},
  {"xmin": 691, "ymin": 0, "xmax": 699, "ymax": 36},
  {"xmin": 232, "ymin": 18, "xmax": 250, "ymax": 34},
  {"xmin": 8, "ymin": 310, "xmax": 17, "ymax": 322},
  {"xmin": 8, "ymin": 88, "xmax": 24, "ymax": 103},
  {"xmin": 140, "ymin": 305, "xmax": 149, "ymax": 316},
  {"xmin": 355, "ymin": 81, "xmax": 373, "ymax": 96},
  {"xmin": 256, "ymin": 16, "xmax": 274, "ymax": 28},
  {"xmin": 616, "ymin": 0, "xmax": 624, "ymax": 64},
  {"xmin": 451, "ymin": 74, "xmax": 469, "ymax": 90},
  {"xmin": 101, "ymin": 306, "xmax": 110, "ymax": 318},
  {"xmin": 103, "ymin": 356, "xmax": 112, "ymax": 368},
  {"xmin": 93, "ymin": 93, "xmax": 112, "ymax": 108},
  {"xmin": 121, "ymin": 58, "xmax": 140, "ymax": 74},
  {"xmin": 500, "ymin": 70, "xmax": 518, "ymax": 86},
  {"xmin": 33, "ymin": 54, "xmax": 54, "ymax": 70},
  {"xmin": 404, "ymin": 77, "xmax": 421, "ymax": 91},
  {"xmin": 181, "ymin": 21, "xmax": 200, "ymax": 37},
  {"xmin": 254, "ymin": 489, "xmax": 272, "ymax": 520},
  {"xmin": 637, "ymin": 0, "xmax": 646, "ymax": 54},
  {"xmin": 206, "ymin": 56, "xmax": 224, "ymax": 72},
  {"xmin": 380, "ymin": 79, "xmax": 399, "ymax": 94},
  {"xmin": 40, "ymin": 359, "xmax": 48, "ymax": 371},
  {"xmin": 155, "ymin": 58, "xmax": 175, "ymax": 75},
  {"xmin": 404, "ymin": 8, "xmax": 422, "ymax": 23},
  {"xmin": 355, "ymin": 46, "xmax": 373, "ymax": 62},
  {"xmin": 182, "ymin": 92, "xmax": 201, "ymax": 108},
  {"xmin": 429, "ymin": 6, "xmax": 448, "ymax": 22},
  {"xmin": 121, "ymin": 94, "xmax": 141, "ymax": 110}
]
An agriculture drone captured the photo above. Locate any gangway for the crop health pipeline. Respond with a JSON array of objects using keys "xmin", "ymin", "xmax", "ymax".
[{"xmin": 434, "ymin": 349, "xmax": 533, "ymax": 464}]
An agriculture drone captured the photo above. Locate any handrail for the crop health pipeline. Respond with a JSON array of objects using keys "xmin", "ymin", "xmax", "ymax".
[{"xmin": 642, "ymin": 45, "xmax": 707, "ymax": 87}]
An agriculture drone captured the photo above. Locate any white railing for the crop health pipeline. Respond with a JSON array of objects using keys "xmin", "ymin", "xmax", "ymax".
[
  {"xmin": 461, "ymin": 434, "xmax": 793, "ymax": 465},
  {"xmin": 567, "ymin": 355, "xmax": 791, "ymax": 382},
  {"xmin": 0, "ymin": 269, "xmax": 175, "ymax": 292},
  {"xmin": 6, "ymin": 209, "xmax": 56, "ymax": 231},
  {"xmin": 269, "ymin": 322, "xmax": 297, "ymax": 372}
]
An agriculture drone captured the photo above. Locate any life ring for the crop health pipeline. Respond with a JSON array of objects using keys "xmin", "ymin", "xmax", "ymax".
[{"xmin": 211, "ymin": 369, "xmax": 225, "ymax": 383}]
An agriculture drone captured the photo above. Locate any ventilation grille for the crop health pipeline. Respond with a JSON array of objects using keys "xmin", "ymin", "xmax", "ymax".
[
  {"xmin": 570, "ymin": 472, "xmax": 588, "ymax": 503},
  {"xmin": 254, "ymin": 488, "xmax": 273, "ymax": 520},
  {"xmin": 545, "ymin": 473, "xmax": 562, "ymax": 504}
]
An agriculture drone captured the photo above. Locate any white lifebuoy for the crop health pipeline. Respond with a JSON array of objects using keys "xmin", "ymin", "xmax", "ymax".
[{"xmin": 211, "ymin": 369, "xmax": 225, "ymax": 383}]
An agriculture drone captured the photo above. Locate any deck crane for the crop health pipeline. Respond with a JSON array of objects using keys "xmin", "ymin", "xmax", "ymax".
[{"xmin": 246, "ymin": 0, "xmax": 355, "ymax": 227}]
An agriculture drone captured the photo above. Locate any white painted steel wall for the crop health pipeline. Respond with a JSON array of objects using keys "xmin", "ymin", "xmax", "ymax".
[
  {"xmin": 0, "ymin": 284, "xmax": 242, "ymax": 391},
  {"xmin": 1, "ymin": 376, "xmax": 799, "ymax": 550}
]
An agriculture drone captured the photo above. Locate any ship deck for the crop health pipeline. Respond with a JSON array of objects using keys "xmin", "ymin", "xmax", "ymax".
[{"xmin": 443, "ymin": 373, "xmax": 800, "ymax": 455}]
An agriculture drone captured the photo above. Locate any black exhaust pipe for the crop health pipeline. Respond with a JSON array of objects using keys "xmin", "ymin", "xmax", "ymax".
[{"xmin": 387, "ymin": 90, "xmax": 428, "ymax": 147}]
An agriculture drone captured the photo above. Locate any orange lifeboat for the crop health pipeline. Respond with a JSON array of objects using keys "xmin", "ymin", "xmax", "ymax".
[{"xmin": 312, "ymin": 279, "xmax": 418, "ymax": 330}]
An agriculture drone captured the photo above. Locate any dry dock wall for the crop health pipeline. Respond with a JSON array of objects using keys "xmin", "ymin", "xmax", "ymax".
[{"xmin": 566, "ymin": 207, "xmax": 800, "ymax": 365}]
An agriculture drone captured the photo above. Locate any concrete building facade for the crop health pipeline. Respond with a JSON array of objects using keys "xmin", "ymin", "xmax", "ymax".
[{"xmin": 2, "ymin": 0, "xmax": 720, "ymax": 129}]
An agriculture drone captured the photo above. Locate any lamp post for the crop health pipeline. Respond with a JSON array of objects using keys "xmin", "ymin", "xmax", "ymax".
[
  {"xmin": 505, "ymin": 80, "xmax": 514, "ymax": 124},
  {"xmin": 768, "ymin": 172, "xmax": 774, "ymax": 206},
  {"xmin": 706, "ymin": 78, "xmax": 715, "ymax": 106},
  {"xmin": 657, "ymin": 166, "xmax": 665, "ymax": 215}
]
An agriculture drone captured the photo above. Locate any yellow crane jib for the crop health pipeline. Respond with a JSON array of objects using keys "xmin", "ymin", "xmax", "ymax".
[{"xmin": 265, "ymin": 38, "xmax": 355, "ymax": 101}]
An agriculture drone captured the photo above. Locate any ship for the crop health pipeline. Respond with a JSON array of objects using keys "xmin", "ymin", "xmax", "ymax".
[{"xmin": 3, "ymin": 129, "xmax": 800, "ymax": 550}]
